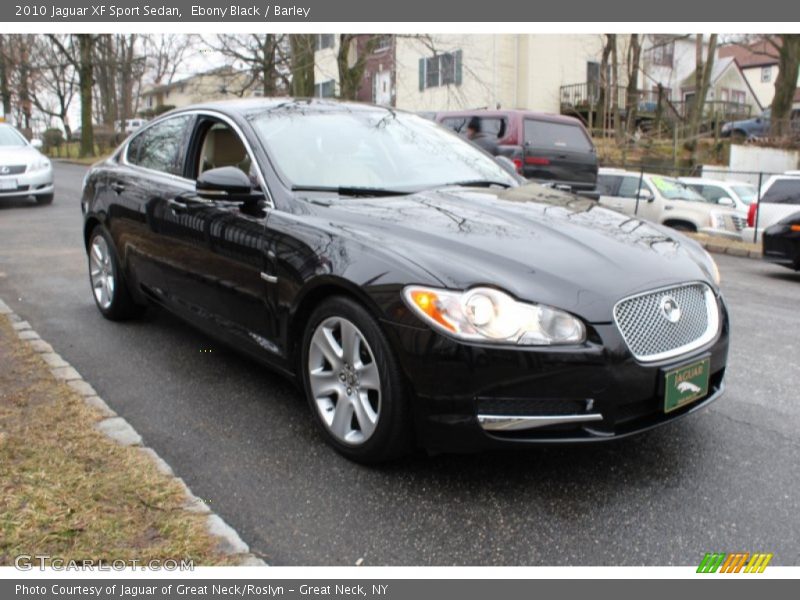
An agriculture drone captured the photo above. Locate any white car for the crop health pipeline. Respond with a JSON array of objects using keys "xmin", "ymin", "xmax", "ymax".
[
  {"xmin": 597, "ymin": 168, "xmax": 741, "ymax": 238},
  {"xmin": 740, "ymin": 174, "xmax": 800, "ymax": 243},
  {"xmin": 678, "ymin": 176, "xmax": 756, "ymax": 213},
  {"xmin": 118, "ymin": 118, "xmax": 147, "ymax": 135},
  {"xmin": 0, "ymin": 123, "xmax": 54, "ymax": 205}
]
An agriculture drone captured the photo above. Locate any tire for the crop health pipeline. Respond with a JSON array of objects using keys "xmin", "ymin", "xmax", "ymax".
[
  {"xmin": 87, "ymin": 225, "xmax": 144, "ymax": 320},
  {"xmin": 301, "ymin": 296, "xmax": 413, "ymax": 463},
  {"xmin": 35, "ymin": 193, "xmax": 54, "ymax": 205}
]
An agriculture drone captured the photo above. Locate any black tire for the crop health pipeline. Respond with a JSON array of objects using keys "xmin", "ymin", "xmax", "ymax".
[
  {"xmin": 35, "ymin": 193, "xmax": 54, "ymax": 205},
  {"xmin": 300, "ymin": 296, "xmax": 413, "ymax": 463},
  {"xmin": 87, "ymin": 225, "xmax": 145, "ymax": 321}
]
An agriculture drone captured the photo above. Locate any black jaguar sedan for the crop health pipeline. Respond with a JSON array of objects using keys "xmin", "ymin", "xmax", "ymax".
[{"xmin": 81, "ymin": 99, "xmax": 728, "ymax": 462}]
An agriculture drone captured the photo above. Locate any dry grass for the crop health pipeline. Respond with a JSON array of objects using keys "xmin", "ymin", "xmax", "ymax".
[{"xmin": 0, "ymin": 315, "xmax": 234, "ymax": 566}]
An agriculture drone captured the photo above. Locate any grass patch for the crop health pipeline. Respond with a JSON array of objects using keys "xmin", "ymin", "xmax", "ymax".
[{"xmin": 0, "ymin": 315, "xmax": 236, "ymax": 566}]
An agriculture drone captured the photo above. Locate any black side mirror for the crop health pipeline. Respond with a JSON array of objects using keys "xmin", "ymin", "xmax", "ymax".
[{"xmin": 196, "ymin": 166, "xmax": 255, "ymax": 201}]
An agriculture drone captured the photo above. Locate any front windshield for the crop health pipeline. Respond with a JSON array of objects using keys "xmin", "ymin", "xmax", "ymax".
[
  {"xmin": 650, "ymin": 175, "xmax": 705, "ymax": 201},
  {"xmin": 732, "ymin": 185, "xmax": 756, "ymax": 204},
  {"xmin": 250, "ymin": 107, "xmax": 518, "ymax": 191},
  {"xmin": 0, "ymin": 126, "xmax": 28, "ymax": 147}
]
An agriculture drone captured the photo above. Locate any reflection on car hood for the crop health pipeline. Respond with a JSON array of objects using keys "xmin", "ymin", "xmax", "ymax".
[
  {"xmin": 0, "ymin": 145, "xmax": 41, "ymax": 164},
  {"xmin": 300, "ymin": 183, "xmax": 715, "ymax": 322}
]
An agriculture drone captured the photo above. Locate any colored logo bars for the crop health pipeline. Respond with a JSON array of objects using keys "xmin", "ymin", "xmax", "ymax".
[{"xmin": 697, "ymin": 552, "xmax": 773, "ymax": 573}]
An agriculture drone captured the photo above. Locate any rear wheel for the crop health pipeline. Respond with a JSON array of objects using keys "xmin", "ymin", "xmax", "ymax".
[
  {"xmin": 301, "ymin": 296, "xmax": 412, "ymax": 463},
  {"xmin": 87, "ymin": 226, "xmax": 144, "ymax": 320}
]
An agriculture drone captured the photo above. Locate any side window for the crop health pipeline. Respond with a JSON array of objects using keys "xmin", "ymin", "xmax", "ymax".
[
  {"xmin": 524, "ymin": 120, "xmax": 593, "ymax": 151},
  {"xmin": 440, "ymin": 117, "xmax": 467, "ymax": 134},
  {"xmin": 618, "ymin": 176, "xmax": 645, "ymax": 198},
  {"xmin": 596, "ymin": 175, "xmax": 621, "ymax": 195},
  {"xmin": 478, "ymin": 118, "xmax": 506, "ymax": 139},
  {"xmin": 700, "ymin": 185, "xmax": 726, "ymax": 203},
  {"xmin": 762, "ymin": 180, "xmax": 800, "ymax": 205},
  {"xmin": 127, "ymin": 115, "xmax": 193, "ymax": 176},
  {"xmin": 193, "ymin": 121, "xmax": 255, "ymax": 186}
]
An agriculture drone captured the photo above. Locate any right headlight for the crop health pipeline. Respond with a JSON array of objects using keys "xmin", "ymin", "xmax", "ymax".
[{"xmin": 403, "ymin": 285, "xmax": 586, "ymax": 346}]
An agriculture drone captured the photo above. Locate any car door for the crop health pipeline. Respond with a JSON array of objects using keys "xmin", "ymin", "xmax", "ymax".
[
  {"xmin": 146, "ymin": 115, "xmax": 278, "ymax": 354},
  {"xmin": 108, "ymin": 114, "xmax": 196, "ymax": 298}
]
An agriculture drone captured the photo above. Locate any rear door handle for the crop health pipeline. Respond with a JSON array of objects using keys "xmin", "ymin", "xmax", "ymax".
[{"xmin": 110, "ymin": 181, "xmax": 126, "ymax": 193}]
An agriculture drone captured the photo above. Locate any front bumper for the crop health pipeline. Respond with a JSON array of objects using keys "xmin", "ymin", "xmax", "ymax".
[
  {"xmin": 382, "ymin": 298, "xmax": 729, "ymax": 453},
  {"xmin": 0, "ymin": 167, "xmax": 54, "ymax": 198},
  {"xmin": 763, "ymin": 226, "xmax": 800, "ymax": 270}
]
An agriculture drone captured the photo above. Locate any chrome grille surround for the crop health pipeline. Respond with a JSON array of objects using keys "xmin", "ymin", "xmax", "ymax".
[{"xmin": 613, "ymin": 282, "xmax": 720, "ymax": 362}]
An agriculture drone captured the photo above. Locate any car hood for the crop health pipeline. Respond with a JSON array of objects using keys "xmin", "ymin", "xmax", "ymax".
[
  {"xmin": 298, "ymin": 184, "xmax": 717, "ymax": 323},
  {"xmin": 0, "ymin": 145, "xmax": 40, "ymax": 164}
]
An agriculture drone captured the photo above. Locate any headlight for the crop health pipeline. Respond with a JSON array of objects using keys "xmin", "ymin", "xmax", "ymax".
[
  {"xmin": 403, "ymin": 285, "xmax": 586, "ymax": 345},
  {"xmin": 29, "ymin": 157, "xmax": 51, "ymax": 172},
  {"xmin": 709, "ymin": 254, "xmax": 721, "ymax": 286}
]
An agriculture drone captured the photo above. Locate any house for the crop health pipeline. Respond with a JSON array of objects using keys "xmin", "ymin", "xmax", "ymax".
[
  {"xmin": 719, "ymin": 39, "xmax": 800, "ymax": 109},
  {"xmin": 676, "ymin": 55, "xmax": 762, "ymax": 120},
  {"xmin": 139, "ymin": 66, "xmax": 258, "ymax": 112}
]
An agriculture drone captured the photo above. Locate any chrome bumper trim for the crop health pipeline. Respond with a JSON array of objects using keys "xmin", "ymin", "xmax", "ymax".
[{"xmin": 477, "ymin": 413, "xmax": 604, "ymax": 432}]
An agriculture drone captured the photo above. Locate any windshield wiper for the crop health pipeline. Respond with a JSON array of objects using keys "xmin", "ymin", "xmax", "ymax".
[
  {"xmin": 292, "ymin": 185, "xmax": 410, "ymax": 197},
  {"xmin": 439, "ymin": 180, "xmax": 512, "ymax": 189}
]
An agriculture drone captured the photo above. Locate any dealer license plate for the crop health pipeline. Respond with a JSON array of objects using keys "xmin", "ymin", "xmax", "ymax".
[{"xmin": 664, "ymin": 357, "xmax": 710, "ymax": 413}]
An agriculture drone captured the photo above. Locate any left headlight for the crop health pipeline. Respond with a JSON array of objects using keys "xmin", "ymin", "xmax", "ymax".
[
  {"xmin": 403, "ymin": 285, "xmax": 586, "ymax": 346},
  {"xmin": 29, "ymin": 157, "xmax": 51, "ymax": 172}
]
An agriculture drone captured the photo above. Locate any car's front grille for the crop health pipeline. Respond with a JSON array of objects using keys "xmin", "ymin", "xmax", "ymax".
[
  {"xmin": 613, "ymin": 282, "xmax": 719, "ymax": 362},
  {"xmin": 730, "ymin": 215, "xmax": 747, "ymax": 231},
  {"xmin": 0, "ymin": 165, "xmax": 27, "ymax": 175}
]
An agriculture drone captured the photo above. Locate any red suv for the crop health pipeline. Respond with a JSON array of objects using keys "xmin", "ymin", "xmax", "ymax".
[{"xmin": 432, "ymin": 109, "xmax": 598, "ymax": 192}]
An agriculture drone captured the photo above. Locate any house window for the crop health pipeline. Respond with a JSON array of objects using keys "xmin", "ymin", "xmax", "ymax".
[
  {"xmin": 720, "ymin": 89, "xmax": 729, "ymax": 102},
  {"xmin": 419, "ymin": 50, "xmax": 463, "ymax": 90},
  {"xmin": 315, "ymin": 34, "xmax": 335, "ymax": 51},
  {"xmin": 649, "ymin": 35, "xmax": 675, "ymax": 68},
  {"xmin": 373, "ymin": 35, "xmax": 391, "ymax": 52},
  {"xmin": 314, "ymin": 79, "xmax": 335, "ymax": 98},
  {"xmin": 731, "ymin": 90, "xmax": 746, "ymax": 105},
  {"xmin": 761, "ymin": 66, "xmax": 772, "ymax": 83}
]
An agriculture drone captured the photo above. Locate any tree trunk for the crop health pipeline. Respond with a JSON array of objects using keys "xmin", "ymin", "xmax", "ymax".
[
  {"xmin": 689, "ymin": 34, "xmax": 718, "ymax": 159},
  {"xmin": 337, "ymin": 35, "xmax": 377, "ymax": 101},
  {"xmin": 597, "ymin": 35, "xmax": 614, "ymax": 137},
  {"xmin": 290, "ymin": 34, "xmax": 315, "ymax": 97},
  {"xmin": 770, "ymin": 34, "xmax": 800, "ymax": 138},
  {"xmin": 0, "ymin": 37, "xmax": 11, "ymax": 118},
  {"xmin": 610, "ymin": 35, "xmax": 621, "ymax": 143},
  {"xmin": 78, "ymin": 35, "xmax": 95, "ymax": 158},
  {"xmin": 625, "ymin": 34, "xmax": 642, "ymax": 137}
]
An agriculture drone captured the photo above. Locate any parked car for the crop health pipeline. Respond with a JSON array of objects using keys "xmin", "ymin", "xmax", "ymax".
[
  {"xmin": 678, "ymin": 176, "xmax": 756, "ymax": 212},
  {"xmin": 117, "ymin": 118, "xmax": 147, "ymax": 135},
  {"xmin": 762, "ymin": 211, "xmax": 800, "ymax": 271},
  {"xmin": 81, "ymin": 99, "xmax": 728, "ymax": 462},
  {"xmin": 69, "ymin": 127, "xmax": 82, "ymax": 142},
  {"xmin": 742, "ymin": 174, "xmax": 800, "ymax": 242},
  {"xmin": 597, "ymin": 168, "xmax": 741, "ymax": 238},
  {"xmin": 0, "ymin": 123, "xmax": 54, "ymax": 205},
  {"xmin": 721, "ymin": 107, "xmax": 800, "ymax": 140},
  {"xmin": 432, "ymin": 109, "xmax": 598, "ymax": 192}
]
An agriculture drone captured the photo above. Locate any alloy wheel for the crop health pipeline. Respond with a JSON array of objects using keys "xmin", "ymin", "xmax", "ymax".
[
  {"xmin": 89, "ymin": 235, "xmax": 115, "ymax": 310},
  {"xmin": 307, "ymin": 316, "xmax": 382, "ymax": 445}
]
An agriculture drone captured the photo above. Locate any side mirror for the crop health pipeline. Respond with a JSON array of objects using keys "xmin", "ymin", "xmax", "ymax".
[
  {"xmin": 638, "ymin": 188, "xmax": 654, "ymax": 202},
  {"xmin": 30, "ymin": 139, "xmax": 43, "ymax": 149},
  {"xmin": 196, "ymin": 166, "xmax": 254, "ymax": 201},
  {"xmin": 717, "ymin": 196, "xmax": 735, "ymax": 207}
]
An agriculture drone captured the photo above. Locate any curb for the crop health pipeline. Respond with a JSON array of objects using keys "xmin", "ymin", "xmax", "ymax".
[
  {"xmin": 0, "ymin": 297, "xmax": 266, "ymax": 567},
  {"xmin": 686, "ymin": 233, "xmax": 762, "ymax": 260}
]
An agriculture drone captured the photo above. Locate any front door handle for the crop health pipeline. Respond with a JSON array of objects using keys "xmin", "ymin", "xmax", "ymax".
[
  {"xmin": 110, "ymin": 181, "xmax": 126, "ymax": 194},
  {"xmin": 167, "ymin": 197, "xmax": 189, "ymax": 214}
]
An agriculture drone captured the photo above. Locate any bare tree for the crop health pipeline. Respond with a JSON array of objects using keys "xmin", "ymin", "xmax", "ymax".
[
  {"xmin": 204, "ymin": 34, "xmax": 289, "ymax": 96},
  {"xmin": 144, "ymin": 34, "xmax": 195, "ymax": 86},
  {"xmin": 289, "ymin": 34, "xmax": 315, "ymax": 97},
  {"xmin": 337, "ymin": 34, "xmax": 379, "ymax": 100},
  {"xmin": 687, "ymin": 34, "xmax": 718, "ymax": 158},
  {"xmin": 49, "ymin": 34, "xmax": 96, "ymax": 157},
  {"xmin": 29, "ymin": 35, "xmax": 78, "ymax": 137},
  {"xmin": 0, "ymin": 36, "xmax": 11, "ymax": 118},
  {"xmin": 768, "ymin": 35, "xmax": 800, "ymax": 137},
  {"xmin": 625, "ymin": 34, "xmax": 643, "ymax": 137}
]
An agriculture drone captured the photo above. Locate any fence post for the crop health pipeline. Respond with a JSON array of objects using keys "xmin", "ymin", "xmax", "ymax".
[
  {"xmin": 753, "ymin": 171, "xmax": 763, "ymax": 244},
  {"xmin": 634, "ymin": 165, "xmax": 644, "ymax": 216}
]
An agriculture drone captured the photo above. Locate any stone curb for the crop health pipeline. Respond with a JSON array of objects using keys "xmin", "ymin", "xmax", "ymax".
[
  {"xmin": 687, "ymin": 234, "xmax": 762, "ymax": 260},
  {"xmin": 0, "ymin": 297, "xmax": 266, "ymax": 567}
]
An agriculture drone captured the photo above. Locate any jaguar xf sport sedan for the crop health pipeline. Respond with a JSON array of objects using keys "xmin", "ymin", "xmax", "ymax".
[{"xmin": 80, "ymin": 99, "xmax": 729, "ymax": 462}]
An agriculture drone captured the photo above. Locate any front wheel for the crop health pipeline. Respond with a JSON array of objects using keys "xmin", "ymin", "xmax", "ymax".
[
  {"xmin": 87, "ymin": 226, "xmax": 144, "ymax": 320},
  {"xmin": 35, "ymin": 193, "xmax": 54, "ymax": 205},
  {"xmin": 301, "ymin": 296, "xmax": 413, "ymax": 463}
]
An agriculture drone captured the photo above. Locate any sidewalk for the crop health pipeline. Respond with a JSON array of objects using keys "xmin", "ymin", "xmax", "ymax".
[{"xmin": 0, "ymin": 302, "xmax": 263, "ymax": 567}]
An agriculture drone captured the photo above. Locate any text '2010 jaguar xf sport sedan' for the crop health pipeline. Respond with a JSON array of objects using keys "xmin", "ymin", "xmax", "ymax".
[{"xmin": 81, "ymin": 99, "xmax": 728, "ymax": 462}]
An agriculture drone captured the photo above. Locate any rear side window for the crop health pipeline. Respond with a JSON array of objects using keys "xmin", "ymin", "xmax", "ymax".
[
  {"xmin": 762, "ymin": 179, "xmax": 800, "ymax": 204},
  {"xmin": 440, "ymin": 116, "xmax": 506, "ymax": 139},
  {"xmin": 126, "ymin": 115, "xmax": 194, "ymax": 176},
  {"xmin": 596, "ymin": 174, "xmax": 621, "ymax": 195},
  {"xmin": 524, "ymin": 120, "xmax": 592, "ymax": 152}
]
